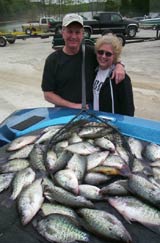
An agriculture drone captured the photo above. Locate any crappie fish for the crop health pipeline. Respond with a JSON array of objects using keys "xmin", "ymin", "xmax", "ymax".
[
  {"xmin": 78, "ymin": 208, "xmax": 132, "ymax": 242},
  {"xmin": 100, "ymin": 179, "xmax": 129, "ymax": 196},
  {"xmin": 55, "ymin": 140, "xmax": 69, "ymax": 154},
  {"xmin": 102, "ymin": 154, "xmax": 128, "ymax": 169},
  {"xmin": 79, "ymin": 184, "xmax": 103, "ymax": 201},
  {"xmin": 90, "ymin": 165, "xmax": 129, "ymax": 176},
  {"xmin": 42, "ymin": 176, "xmax": 55, "ymax": 191},
  {"xmin": 94, "ymin": 137, "xmax": 115, "ymax": 152},
  {"xmin": 150, "ymin": 159, "xmax": 160, "ymax": 168},
  {"xmin": 87, "ymin": 151, "xmax": 109, "ymax": 170},
  {"xmin": 34, "ymin": 213, "xmax": 89, "ymax": 243},
  {"xmin": 116, "ymin": 144, "xmax": 130, "ymax": 164},
  {"xmin": 78, "ymin": 121, "xmax": 116, "ymax": 139},
  {"xmin": 127, "ymin": 137, "xmax": 143, "ymax": 160},
  {"xmin": 49, "ymin": 150, "xmax": 72, "ymax": 174},
  {"xmin": 45, "ymin": 149, "xmax": 57, "ymax": 170},
  {"xmin": 68, "ymin": 132, "xmax": 83, "ymax": 144},
  {"xmin": 111, "ymin": 133, "xmax": 132, "ymax": 164},
  {"xmin": 10, "ymin": 167, "xmax": 36, "ymax": 200},
  {"xmin": 7, "ymin": 135, "xmax": 38, "ymax": 151},
  {"xmin": 35, "ymin": 126, "xmax": 62, "ymax": 144},
  {"xmin": 54, "ymin": 169, "xmax": 79, "ymax": 194},
  {"xmin": 8, "ymin": 144, "xmax": 34, "ymax": 160},
  {"xmin": 108, "ymin": 196, "xmax": 160, "ymax": 235},
  {"xmin": 29, "ymin": 144, "xmax": 46, "ymax": 172},
  {"xmin": 18, "ymin": 178, "xmax": 44, "ymax": 225},
  {"xmin": 0, "ymin": 158, "xmax": 29, "ymax": 173},
  {"xmin": 128, "ymin": 173, "xmax": 160, "ymax": 208},
  {"xmin": 0, "ymin": 172, "xmax": 15, "ymax": 193},
  {"xmin": 143, "ymin": 143, "xmax": 160, "ymax": 161},
  {"xmin": 84, "ymin": 172, "xmax": 111, "ymax": 185},
  {"xmin": 67, "ymin": 153, "xmax": 87, "ymax": 183},
  {"xmin": 41, "ymin": 202, "xmax": 78, "ymax": 221},
  {"xmin": 152, "ymin": 167, "xmax": 160, "ymax": 181},
  {"xmin": 131, "ymin": 157, "xmax": 152, "ymax": 175},
  {"xmin": 44, "ymin": 185, "xmax": 94, "ymax": 208},
  {"xmin": 65, "ymin": 141, "xmax": 100, "ymax": 155}
]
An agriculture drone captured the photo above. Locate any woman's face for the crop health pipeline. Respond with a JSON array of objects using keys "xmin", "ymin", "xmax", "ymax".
[{"xmin": 96, "ymin": 44, "xmax": 114, "ymax": 69}]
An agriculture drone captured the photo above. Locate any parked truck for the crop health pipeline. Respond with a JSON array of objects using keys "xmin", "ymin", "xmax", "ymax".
[
  {"xmin": 50, "ymin": 12, "xmax": 139, "ymax": 39},
  {"xmin": 22, "ymin": 16, "xmax": 57, "ymax": 35}
]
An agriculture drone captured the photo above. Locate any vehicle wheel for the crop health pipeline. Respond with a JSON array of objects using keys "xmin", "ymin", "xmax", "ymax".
[
  {"xmin": 116, "ymin": 34, "xmax": 126, "ymax": 46},
  {"xmin": 0, "ymin": 36, "xmax": 7, "ymax": 47},
  {"xmin": 6, "ymin": 35, "xmax": 16, "ymax": 44},
  {"xmin": 7, "ymin": 39, "xmax": 16, "ymax": 44},
  {"xmin": 127, "ymin": 27, "xmax": 137, "ymax": 38},
  {"xmin": 152, "ymin": 25, "xmax": 156, "ymax": 30},
  {"xmin": 25, "ymin": 28, "xmax": 32, "ymax": 35},
  {"xmin": 84, "ymin": 28, "xmax": 91, "ymax": 38}
]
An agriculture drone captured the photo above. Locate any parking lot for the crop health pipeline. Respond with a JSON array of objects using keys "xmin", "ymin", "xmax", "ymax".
[{"xmin": 0, "ymin": 29, "xmax": 159, "ymax": 123}]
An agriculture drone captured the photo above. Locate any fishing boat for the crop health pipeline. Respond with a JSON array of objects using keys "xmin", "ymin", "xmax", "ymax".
[
  {"xmin": 139, "ymin": 17, "xmax": 160, "ymax": 29},
  {"xmin": 0, "ymin": 107, "xmax": 160, "ymax": 243},
  {"xmin": 0, "ymin": 107, "xmax": 160, "ymax": 147}
]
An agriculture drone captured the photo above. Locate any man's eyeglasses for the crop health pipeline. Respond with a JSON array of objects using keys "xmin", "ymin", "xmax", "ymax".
[{"xmin": 97, "ymin": 50, "xmax": 113, "ymax": 57}]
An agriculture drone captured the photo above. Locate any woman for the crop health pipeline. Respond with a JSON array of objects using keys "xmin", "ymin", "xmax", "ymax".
[{"xmin": 93, "ymin": 33, "xmax": 135, "ymax": 116}]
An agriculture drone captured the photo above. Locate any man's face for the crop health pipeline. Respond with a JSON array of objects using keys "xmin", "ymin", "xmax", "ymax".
[{"xmin": 62, "ymin": 23, "xmax": 84, "ymax": 50}]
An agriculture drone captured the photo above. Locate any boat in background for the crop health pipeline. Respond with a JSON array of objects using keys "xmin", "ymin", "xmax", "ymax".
[{"xmin": 139, "ymin": 17, "xmax": 160, "ymax": 29}]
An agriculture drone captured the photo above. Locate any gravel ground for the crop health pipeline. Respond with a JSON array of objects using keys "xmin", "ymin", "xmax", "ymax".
[{"xmin": 0, "ymin": 29, "xmax": 160, "ymax": 123}]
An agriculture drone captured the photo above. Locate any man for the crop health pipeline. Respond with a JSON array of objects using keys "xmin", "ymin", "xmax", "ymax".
[{"xmin": 41, "ymin": 13, "xmax": 125, "ymax": 109}]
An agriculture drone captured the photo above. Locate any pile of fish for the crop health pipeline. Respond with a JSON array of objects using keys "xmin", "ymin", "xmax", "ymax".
[{"xmin": 0, "ymin": 119, "xmax": 160, "ymax": 243}]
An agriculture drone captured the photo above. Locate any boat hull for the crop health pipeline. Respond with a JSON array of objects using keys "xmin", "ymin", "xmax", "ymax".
[{"xmin": 0, "ymin": 107, "xmax": 160, "ymax": 146}]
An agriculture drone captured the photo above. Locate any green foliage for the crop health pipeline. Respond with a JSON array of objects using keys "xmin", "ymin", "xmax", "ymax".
[
  {"xmin": 0, "ymin": 0, "xmax": 159, "ymax": 22},
  {"xmin": 0, "ymin": 0, "xmax": 31, "ymax": 20},
  {"xmin": 105, "ymin": 0, "xmax": 120, "ymax": 11}
]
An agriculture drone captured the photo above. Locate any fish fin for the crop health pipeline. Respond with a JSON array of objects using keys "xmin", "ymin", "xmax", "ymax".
[{"xmin": 119, "ymin": 164, "xmax": 131, "ymax": 177}]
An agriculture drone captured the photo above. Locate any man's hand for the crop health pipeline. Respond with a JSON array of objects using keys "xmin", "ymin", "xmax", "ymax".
[{"xmin": 111, "ymin": 63, "xmax": 125, "ymax": 84}]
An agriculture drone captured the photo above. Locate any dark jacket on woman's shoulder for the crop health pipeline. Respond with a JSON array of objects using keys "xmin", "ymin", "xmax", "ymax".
[{"xmin": 99, "ymin": 73, "xmax": 135, "ymax": 116}]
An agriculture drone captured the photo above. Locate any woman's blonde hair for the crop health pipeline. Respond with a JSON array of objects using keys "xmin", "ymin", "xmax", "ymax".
[{"xmin": 95, "ymin": 33, "xmax": 123, "ymax": 63}]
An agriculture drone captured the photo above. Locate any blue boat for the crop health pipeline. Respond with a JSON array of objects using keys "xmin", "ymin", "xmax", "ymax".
[{"xmin": 0, "ymin": 107, "xmax": 160, "ymax": 146}]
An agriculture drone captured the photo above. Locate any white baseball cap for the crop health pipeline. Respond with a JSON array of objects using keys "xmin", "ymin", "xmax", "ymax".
[{"xmin": 62, "ymin": 13, "xmax": 83, "ymax": 27}]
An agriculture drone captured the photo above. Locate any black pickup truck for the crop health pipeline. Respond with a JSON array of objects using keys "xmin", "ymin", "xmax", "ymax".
[{"xmin": 49, "ymin": 12, "xmax": 139, "ymax": 39}]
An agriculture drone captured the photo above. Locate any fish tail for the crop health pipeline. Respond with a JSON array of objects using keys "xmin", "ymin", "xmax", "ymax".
[{"xmin": 119, "ymin": 164, "xmax": 131, "ymax": 177}]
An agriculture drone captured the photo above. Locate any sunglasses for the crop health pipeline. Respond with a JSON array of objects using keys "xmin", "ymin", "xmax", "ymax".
[{"xmin": 97, "ymin": 50, "xmax": 113, "ymax": 57}]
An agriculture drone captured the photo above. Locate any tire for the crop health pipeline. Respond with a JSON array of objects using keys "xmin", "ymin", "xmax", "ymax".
[
  {"xmin": 7, "ymin": 39, "xmax": 16, "ymax": 44},
  {"xmin": 25, "ymin": 28, "xmax": 32, "ymax": 35},
  {"xmin": 152, "ymin": 25, "xmax": 156, "ymax": 30},
  {"xmin": 6, "ymin": 35, "xmax": 16, "ymax": 44},
  {"xmin": 0, "ymin": 36, "xmax": 7, "ymax": 47},
  {"xmin": 127, "ymin": 26, "xmax": 137, "ymax": 38},
  {"xmin": 84, "ymin": 28, "xmax": 91, "ymax": 38}
]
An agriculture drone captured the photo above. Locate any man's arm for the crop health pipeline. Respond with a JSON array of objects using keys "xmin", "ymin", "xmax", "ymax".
[
  {"xmin": 43, "ymin": 91, "xmax": 88, "ymax": 109},
  {"xmin": 111, "ymin": 63, "xmax": 125, "ymax": 84}
]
